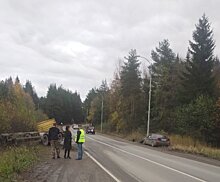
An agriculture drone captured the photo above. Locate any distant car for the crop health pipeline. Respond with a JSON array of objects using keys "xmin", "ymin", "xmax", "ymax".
[
  {"xmin": 143, "ymin": 134, "xmax": 170, "ymax": 147},
  {"xmin": 86, "ymin": 126, "xmax": 95, "ymax": 134}
]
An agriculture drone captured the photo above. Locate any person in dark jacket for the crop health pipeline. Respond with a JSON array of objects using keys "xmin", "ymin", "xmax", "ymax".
[
  {"xmin": 64, "ymin": 125, "xmax": 72, "ymax": 159},
  {"xmin": 48, "ymin": 123, "xmax": 60, "ymax": 159}
]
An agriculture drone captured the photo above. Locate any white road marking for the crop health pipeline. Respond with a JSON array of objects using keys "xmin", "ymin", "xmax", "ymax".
[
  {"xmin": 85, "ymin": 151, "xmax": 121, "ymax": 182},
  {"xmin": 87, "ymin": 136, "xmax": 207, "ymax": 182}
]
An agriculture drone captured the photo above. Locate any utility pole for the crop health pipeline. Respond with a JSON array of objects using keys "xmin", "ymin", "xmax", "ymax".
[
  {"xmin": 101, "ymin": 95, "xmax": 104, "ymax": 133},
  {"xmin": 138, "ymin": 56, "xmax": 153, "ymax": 136},
  {"xmin": 147, "ymin": 69, "xmax": 152, "ymax": 137}
]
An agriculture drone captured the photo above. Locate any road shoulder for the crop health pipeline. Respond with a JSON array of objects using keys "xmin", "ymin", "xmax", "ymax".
[
  {"xmin": 97, "ymin": 132, "xmax": 220, "ymax": 167},
  {"xmin": 18, "ymin": 145, "xmax": 115, "ymax": 182}
]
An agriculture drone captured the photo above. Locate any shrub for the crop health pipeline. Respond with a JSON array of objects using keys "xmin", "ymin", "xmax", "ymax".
[
  {"xmin": 175, "ymin": 95, "xmax": 216, "ymax": 144},
  {"xmin": 0, "ymin": 146, "xmax": 38, "ymax": 181}
]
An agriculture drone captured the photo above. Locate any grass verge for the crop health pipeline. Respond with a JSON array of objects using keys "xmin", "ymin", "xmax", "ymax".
[
  {"xmin": 169, "ymin": 135, "xmax": 220, "ymax": 160},
  {"xmin": 125, "ymin": 131, "xmax": 144, "ymax": 142},
  {"xmin": 0, "ymin": 146, "xmax": 39, "ymax": 181}
]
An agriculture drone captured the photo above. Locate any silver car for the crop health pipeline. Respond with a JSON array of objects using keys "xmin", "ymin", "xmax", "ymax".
[{"xmin": 143, "ymin": 134, "xmax": 170, "ymax": 147}]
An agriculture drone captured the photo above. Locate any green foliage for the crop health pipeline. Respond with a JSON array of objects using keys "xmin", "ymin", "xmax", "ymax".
[
  {"xmin": 40, "ymin": 84, "xmax": 83, "ymax": 124},
  {"xmin": 84, "ymin": 14, "xmax": 220, "ymax": 147},
  {"xmin": 0, "ymin": 146, "xmax": 38, "ymax": 181},
  {"xmin": 180, "ymin": 14, "xmax": 215, "ymax": 103},
  {"xmin": 120, "ymin": 49, "xmax": 141, "ymax": 98},
  {"xmin": 84, "ymin": 50, "xmax": 145, "ymax": 134},
  {"xmin": 0, "ymin": 77, "xmax": 47, "ymax": 133},
  {"xmin": 151, "ymin": 40, "xmax": 182, "ymax": 133},
  {"xmin": 83, "ymin": 88, "xmax": 98, "ymax": 122},
  {"xmin": 84, "ymin": 80, "xmax": 110, "ymax": 126},
  {"xmin": 213, "ymin": 58, "xmax": 220, "ymax": 98},
  {"xmin": 175, "ymin": 95, "xmax": 216, "ymax": 144},
  {"xmin": 24, "ymin": 80, "xmax": 39, "ymax": 109},
  {"xmin": 212, "ymin": 97, "xmax": 220, "ymax": 145},
  {"xmin": 120, "ymin": 49, "xmax": 144, "ymax": 132}
]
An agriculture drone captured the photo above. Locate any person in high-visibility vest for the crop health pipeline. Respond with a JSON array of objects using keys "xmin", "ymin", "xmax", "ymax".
[{"xmin": 75, "ymin": 125, "xmax": 85, "ymax": 160}]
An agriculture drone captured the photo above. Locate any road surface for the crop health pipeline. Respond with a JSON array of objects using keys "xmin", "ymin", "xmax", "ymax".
[
  {"xmin": 85, "ymin": 134, "xmax": 220, "ymax": 182},
  {"xmin": 20, "ymin": 145, "xmax": 114, "ymax": 182}
]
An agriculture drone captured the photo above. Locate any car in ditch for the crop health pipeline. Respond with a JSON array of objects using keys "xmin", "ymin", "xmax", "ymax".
[{"xmin": 142, "ymin": 133, "xmax": 170, "ymax": 147}]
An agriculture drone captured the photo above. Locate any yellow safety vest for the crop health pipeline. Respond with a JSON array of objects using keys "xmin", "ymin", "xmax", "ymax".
[{"xmin": 75, "ymin": 129, "xmax": 85, "ymax": 143}]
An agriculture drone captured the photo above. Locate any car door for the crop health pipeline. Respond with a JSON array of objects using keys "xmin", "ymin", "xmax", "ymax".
[{"xmin": 145, "ymin": 135, "xmax": 152, "ymax": 145}]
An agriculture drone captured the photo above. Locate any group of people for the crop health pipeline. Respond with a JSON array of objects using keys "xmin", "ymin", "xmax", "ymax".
[{"xmin": 48, "ymin": 123, "xmax": 85, "ymax": 160}]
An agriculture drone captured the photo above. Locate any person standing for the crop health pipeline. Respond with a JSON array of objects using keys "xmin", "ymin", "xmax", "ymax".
[
  {"xmin": 75, "ymin": 126, "xmax": 85, "ymax": 160},
  {"xmin": 64, "ymin": 125, "xmax": 72, "ymax": 159},
  {"xmin": 48, "ymin": 123, "xmax": 60, "ymax": 159}
]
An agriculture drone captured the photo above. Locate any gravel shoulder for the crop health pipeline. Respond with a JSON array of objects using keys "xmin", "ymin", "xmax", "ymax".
[{"xmin": 18, "ymin": 146, "xmax": 114, "ymax": 182}]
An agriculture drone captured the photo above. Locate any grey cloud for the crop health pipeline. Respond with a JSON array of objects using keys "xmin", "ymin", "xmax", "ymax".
[{"xmin": 0, "ymin": 0, "xmax": 220, "ymax": 99}]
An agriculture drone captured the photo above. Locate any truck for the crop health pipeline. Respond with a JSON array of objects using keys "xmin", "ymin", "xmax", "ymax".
[
  {"xmin": 37, "ymin": 119, "xmax": 63, "ymax": 146},
  {"xmin": 37, "ymin": 119, "xmax": 79, "ymax": 146},
  {"xmin": 0, "ymin": 132, "xmax": 41, "ymax": 146},
  {"xmin": 0, "ymin": 120, "xmax": 80, "ymax": 147}
]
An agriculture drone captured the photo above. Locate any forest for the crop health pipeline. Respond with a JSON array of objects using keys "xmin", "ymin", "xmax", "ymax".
[
  {"xmin": 0, "ymin": 15, "xmax": 220, "ymax": 147},
  {"xmin": 0, "ymin": 78, "xmax": 84, "ymax": 133},
  {"xmin": 84, "ymin": 15, "xmax": 220, "ymax": 146}
]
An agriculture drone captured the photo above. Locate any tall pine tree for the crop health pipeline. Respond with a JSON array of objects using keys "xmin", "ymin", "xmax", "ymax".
[
  {"xmin": 24, "ymin": 80, "xmax": 39, "ymax": 109},
  {"xmin": 181, "ymin": 14, "xmax": 215, "ymax": 103},
  {"xmin": 151, "ymin": 40, "xmax": 180, "ymax": 132},
  {"xmin": 120, "ymin": 49, "xmax": 143, "ymax": 132}
]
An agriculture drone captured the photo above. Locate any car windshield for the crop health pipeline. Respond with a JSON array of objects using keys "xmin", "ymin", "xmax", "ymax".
[{"xmin": 152, "ymin": 134, "xmax": 164, "ymax": 139}]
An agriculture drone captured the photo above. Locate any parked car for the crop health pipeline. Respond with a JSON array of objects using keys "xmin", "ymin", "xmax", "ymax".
[
  {"xmin": 86, "ymin": 126, "xmax": 95, "ymax": 134},
  {"xmin": 143, "ymin": 134, "xmax": 170, "ymax": 147}
]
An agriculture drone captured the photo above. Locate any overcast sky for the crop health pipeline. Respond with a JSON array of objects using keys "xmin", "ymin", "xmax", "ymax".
[{"xmin": 0, "ymin": 0, "xmax": 219, "ymax": 100}]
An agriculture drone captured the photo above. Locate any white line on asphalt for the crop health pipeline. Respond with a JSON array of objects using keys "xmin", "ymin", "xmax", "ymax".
[
  {"xmin": 87, "ymin": 136, "xmax": 207, "ymax": 182},
  {"xmin": 85, "ymin": 151, "xmax": 121, "ymax": 182}
]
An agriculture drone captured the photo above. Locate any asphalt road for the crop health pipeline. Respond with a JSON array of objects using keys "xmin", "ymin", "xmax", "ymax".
[
  {"xmin": 20, "ymin": 146, "xmax": 114, "ymax": 182},
  {"xmin": 85, "ymin": 134, "xmax": 220, "ymax": 182}
]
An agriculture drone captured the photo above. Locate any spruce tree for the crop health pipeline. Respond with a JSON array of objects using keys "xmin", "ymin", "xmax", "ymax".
[
  {"xmin": 120, "ymin": 49, "xmax": 143, "ymax": 132},
  {"xmin": 120, "ymin": 49, "xmax": 141, "ymax": 98},
  {"xmin": 151, "ymin": 40, "xmax": 180, "ymax": 132},
  {"xmin": 24, "ymin": 80, "xmax": 39, "ymax": 109},
  {"xmin": 181, "ymin": 14, "xmax": 215, "ymax": 103}
]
